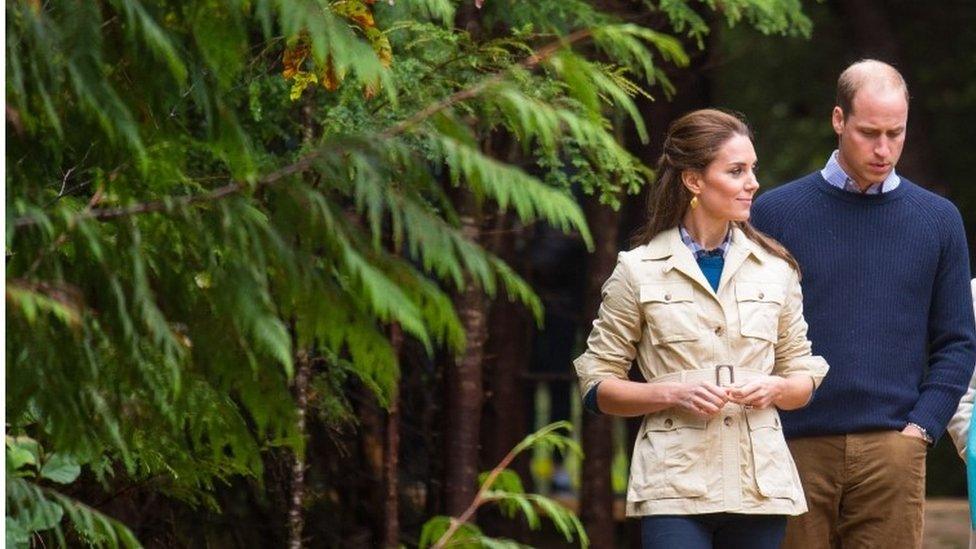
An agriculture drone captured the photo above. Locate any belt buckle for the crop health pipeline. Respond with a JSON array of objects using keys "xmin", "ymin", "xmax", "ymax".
[{"xmin": 715, "ymin": 364, "xmax": 734, "ymax": 387}]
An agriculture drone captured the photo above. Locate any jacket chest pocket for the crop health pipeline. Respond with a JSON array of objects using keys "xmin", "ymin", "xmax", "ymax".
[
  {"xmin": 746, "ymin": 408, "xmax": 795, "ymax": 499},
  {"xmin": 631, "ymin": 413, "xmax": 708, "ymax": 501},
  {"xmin": 640, "ymin": 283, "xmax": 701, "ymax": 345},
  {"xmin": 735, "ymin": 282, "xmax": 785, "ymax": 343}
]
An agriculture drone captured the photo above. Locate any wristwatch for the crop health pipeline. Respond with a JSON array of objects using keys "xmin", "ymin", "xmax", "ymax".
[{"xmin": 906, "ymin": 422, "xmax": 933, "ymax": 444}]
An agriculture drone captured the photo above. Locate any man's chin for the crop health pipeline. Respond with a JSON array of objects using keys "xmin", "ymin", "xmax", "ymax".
[{"xmin": 864, "ymin": 165, "xmax": 893, "ymax": 178}]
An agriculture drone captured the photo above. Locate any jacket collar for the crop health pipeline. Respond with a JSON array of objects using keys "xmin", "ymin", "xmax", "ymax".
[{"xmin": 640, "ymin": 226, "xmax": 766, "ymax": 296}]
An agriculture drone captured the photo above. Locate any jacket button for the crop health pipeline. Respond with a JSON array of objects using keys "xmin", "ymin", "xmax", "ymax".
[
  {"xmin": 723, "ymin": 416, "xmax": 733, "ymax": 427},
  {"xmin": 758, "ymin": 292, "xmax": 765, "ymax": 299},
  {"xmin": 664, "ymin": 418, "xmax": 673, "ymax": 428},
  {"xmin": 664, "ymin": 293, "xmax": 672, "ymax": 301},
  {"xmin": 714, "ymin": 326, "xmax": 724, "ymax": 336}
]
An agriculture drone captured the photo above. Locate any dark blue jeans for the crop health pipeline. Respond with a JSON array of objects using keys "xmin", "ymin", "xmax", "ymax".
[{"xmin": 641, "ymin": 513, "xmax": 786, "ymax": 549}]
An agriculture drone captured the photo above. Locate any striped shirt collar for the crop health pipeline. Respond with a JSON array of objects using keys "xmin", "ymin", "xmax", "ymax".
[
  {"xmin": 679, "ymin": 224, "xmax": 732, "ymax": 259},
  {"xmin": 821, "ymin": 150, "xmax": 901, "ymax": 195}
]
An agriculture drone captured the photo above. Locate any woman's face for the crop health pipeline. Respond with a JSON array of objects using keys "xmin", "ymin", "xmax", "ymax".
[{"xmin": 687, "ymin": 133, "xmax": 759, "ymax": 222}]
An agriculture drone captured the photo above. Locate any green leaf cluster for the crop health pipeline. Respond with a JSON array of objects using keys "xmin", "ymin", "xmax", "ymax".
[
  {"xmin": 420, "ymin": 422, "xmax": 587, "ymax": 548},
  {"xmin": 6, "ymin": 435, "xmax": 139, "ymax": 547},
  {"xmin": 6, "ymin": 0, "xmax": 812, "ymax": 544}
]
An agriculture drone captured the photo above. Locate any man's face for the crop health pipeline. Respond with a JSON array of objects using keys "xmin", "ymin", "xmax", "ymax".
[{"xmin": 832, "ymin": 88, "xmax": 908, "ymax": 190}]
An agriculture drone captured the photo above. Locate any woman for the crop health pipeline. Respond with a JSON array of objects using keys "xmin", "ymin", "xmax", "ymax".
[
  {"xmin": 573, "ymin": 109, "xmax": 828, "ymax": 548},
  {"xmin": 945, "ymin": 278, "xmax": 976, "ymax": 549}
]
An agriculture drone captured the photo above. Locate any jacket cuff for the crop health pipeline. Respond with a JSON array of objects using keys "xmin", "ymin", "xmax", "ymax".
[
  {"xmin": 775, "ymin": 355, "xmax": 829, "ymax": 389},
  {"xmin": 583, "ymin": 381, "xmax": 604, "ymax": 415}
]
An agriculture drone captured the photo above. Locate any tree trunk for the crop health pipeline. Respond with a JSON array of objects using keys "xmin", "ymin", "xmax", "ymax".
[
  {"xmin": 579, "ymin": 196, "xmax": 622, "ymax": 548},
  {"xmin": 288, "ymin": 350, "xmax": 311, "ymax": 549},
  {"xmin": 383, "ymin": 325, "xmax": 404, "ymax": 548},
  {"xmin": 481, "ymin": 212, "xmax": 532, "ymax": 468},
  {"xmin": 359, "ymin": 388, "xmax": 387, "ymax": 542},
  {"xmin": 479, "ymin": 210, "xmax": 533, "ymax": 539},
  {"xmin": 443, "ymin": 188, "xmax": 489, "ymax": 516}
]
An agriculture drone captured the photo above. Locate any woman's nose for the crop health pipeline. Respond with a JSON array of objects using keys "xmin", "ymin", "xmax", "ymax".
[{"xmin": 745, "ymin": 173, "xmax": 760, "ymax": 190}]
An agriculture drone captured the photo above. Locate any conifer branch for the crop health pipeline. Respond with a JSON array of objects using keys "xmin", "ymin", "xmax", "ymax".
[{"xmin": 12, "ymin": 30, "xmax": 593, "ymax": 230}]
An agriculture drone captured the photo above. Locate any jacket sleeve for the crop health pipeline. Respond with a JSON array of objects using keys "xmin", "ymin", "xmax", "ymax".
[
  {"xmin": 573, "ymin": 254, "xmax": 643, "ymax": 400},
  {"xmin": 947, "ymin": 280, "xmax": 976, "ymax": 459},
  {"xmin": 948, "ymin": 370, "xmax": 976, "ymax": 460},
  {"xmin": 772, "ymin": 268, "xmax": 829, "ymax": 387},
  {"xmin": 908, "ymin": 209, "xmax": 976, "ymax": 442}
]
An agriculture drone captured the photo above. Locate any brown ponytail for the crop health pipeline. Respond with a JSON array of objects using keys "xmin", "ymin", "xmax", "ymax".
[{"xmin": 631, "ymin": 108, "xmax": 800, "ymax": 275}]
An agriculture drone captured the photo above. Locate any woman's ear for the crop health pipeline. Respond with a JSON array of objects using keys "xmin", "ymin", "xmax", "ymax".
[{"xmin": 681, "ymin": 169, "xmax": 702, "ymax": 196}]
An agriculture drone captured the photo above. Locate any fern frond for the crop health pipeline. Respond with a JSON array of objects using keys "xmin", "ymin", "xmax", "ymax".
[
  {"xmin": 429, "ymin": 134, "xmax": 593, "ymax": 249},
  {"xmin": 6, "ymin": 477, "xmax": 142, "ymax": 549}
]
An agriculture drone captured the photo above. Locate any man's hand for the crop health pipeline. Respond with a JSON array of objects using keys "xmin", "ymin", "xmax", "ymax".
[
  {"xmin": 901, "ymin": 424, "xmax": 928, "ymax": 441},
  {"xmin": 728, "ymin": 376, "xmax": 787, "ymax": 409}
]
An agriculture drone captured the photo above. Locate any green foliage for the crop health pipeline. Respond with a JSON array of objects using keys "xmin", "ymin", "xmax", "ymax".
[
  {"xmin": 6, "ymin": 0, "xmax": 813, "ymax": 543},
  {"xmin": 650, "ymin": 0, "xmax": 812, "ymax": 48},
  {"xmin": 7, "ymin": 477, "xmax": 142, "ymax": 549},
  {"xmin": 421, "ymin": 422, "xmax": 587, "ymax": 548},
  {"xmin": 6, "ymin": 435, "xmax": 140, "ymax": 547}
]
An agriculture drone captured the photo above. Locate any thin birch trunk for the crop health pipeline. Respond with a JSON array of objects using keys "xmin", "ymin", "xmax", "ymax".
[{"xmin": 288, "ymin": 350, "xmax": 311, "ymax": 549}]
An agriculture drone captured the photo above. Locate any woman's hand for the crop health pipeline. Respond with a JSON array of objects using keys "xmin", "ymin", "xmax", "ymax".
[
  {"xmin": 667, "ymin": 381, "xmax": 730, "ymax": 418},
  {"xmin": 728, "ymin": 376, "xmax": 787, "ymax": 409}
]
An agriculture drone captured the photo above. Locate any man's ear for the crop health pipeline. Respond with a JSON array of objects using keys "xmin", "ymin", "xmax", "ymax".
[
  {"xmin": 831, "ymin": 106, "xmax": 845, "ymax": 136},
  {"xmin": 681, "ymin": 169, "xmax": 702, "ymax": 196}
]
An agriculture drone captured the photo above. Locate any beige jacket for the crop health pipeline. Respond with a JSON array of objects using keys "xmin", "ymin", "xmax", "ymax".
[{"xmin": 574, "ymin": 226, "xmax": 829, "ymax": 517}]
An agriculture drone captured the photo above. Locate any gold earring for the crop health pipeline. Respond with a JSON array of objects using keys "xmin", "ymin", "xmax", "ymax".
[{"xmin": 690, "ymin": 195, "xmax": 700, "ymax": 209}]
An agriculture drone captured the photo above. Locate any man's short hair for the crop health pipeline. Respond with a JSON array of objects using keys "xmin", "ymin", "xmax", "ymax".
[{"xmin": 836, "ymin": 59, "xmax": 909, "ymax": 119}]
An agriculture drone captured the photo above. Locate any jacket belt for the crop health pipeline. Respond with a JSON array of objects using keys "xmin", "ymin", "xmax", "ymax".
[{"xmin": 647, "ymin": 365, "xmax": 765, "ymax": 387}]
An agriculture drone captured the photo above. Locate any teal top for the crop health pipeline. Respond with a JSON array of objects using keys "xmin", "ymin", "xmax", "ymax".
[
  {"xmin": 697, "ymin": 254, "xmax": 724, "ymax": 292},
  {"xmin": 968, "ymin": 416, "xmax": 976, "ymax": 528}
]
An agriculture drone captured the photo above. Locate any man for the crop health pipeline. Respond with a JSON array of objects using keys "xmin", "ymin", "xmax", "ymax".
[{"xmin": 751, "ymin": 59, "xmax": 976, "ymax": 548}]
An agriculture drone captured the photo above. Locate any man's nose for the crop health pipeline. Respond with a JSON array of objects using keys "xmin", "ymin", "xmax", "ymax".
[{"xmin": 875, "ymin": 138, "xmax": 891, "ymax": 158}]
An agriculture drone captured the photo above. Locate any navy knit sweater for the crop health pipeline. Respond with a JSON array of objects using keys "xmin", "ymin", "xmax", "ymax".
[{"xmin": 751, "ymin": 172, "xmax": 976, "ymax": 441}]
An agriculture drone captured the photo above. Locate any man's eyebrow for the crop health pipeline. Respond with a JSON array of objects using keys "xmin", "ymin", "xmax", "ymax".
[{"xmin": 855, "ymin": 123, "xmax": 905, "ymax": 131}]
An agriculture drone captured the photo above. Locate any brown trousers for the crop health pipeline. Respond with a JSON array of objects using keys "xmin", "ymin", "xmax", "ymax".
[{"xmin": 782, "ymin": 431, "xmax": 927, "ymax": 549}]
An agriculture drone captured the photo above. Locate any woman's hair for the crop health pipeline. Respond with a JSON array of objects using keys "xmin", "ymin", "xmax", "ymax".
[{"xmin": 631, "ymin": 108, "xmax": 800, "ymax": 274}]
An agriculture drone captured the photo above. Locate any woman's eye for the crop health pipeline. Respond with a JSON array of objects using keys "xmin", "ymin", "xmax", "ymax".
[{"xmin": 730, "ymin": 168, "xmax": 742, "ymax": 176}]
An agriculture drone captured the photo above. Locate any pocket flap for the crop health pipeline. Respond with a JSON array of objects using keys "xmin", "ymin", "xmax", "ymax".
[
  {"xmin": 735, "ymin": 282, "xmax": 785, "ymax": 305},
  {"xmin": 640, "ymin": 283, "xmax": 695, "ymax": 304},
  {"xmin": 644, "ymin": 412, "xmax": 707, "ymax": 432},
  {"xmin": 745, "ymin": 408, "xmax": 782, "ymax": 431}
]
